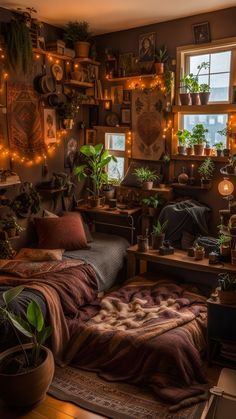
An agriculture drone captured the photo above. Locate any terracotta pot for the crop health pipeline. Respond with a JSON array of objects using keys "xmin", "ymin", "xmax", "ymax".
[
  {"xmin": 190, "ymin": 93, "xmax": 200, "ymax": 105},
  {"xmin": 151, "ymin": 233, "xmax": 165, "ymax": 250},
  {"xmin": 75, "ymin": 41, "xmax": 90, "ymax": 58},
  {"xmin": 186, "ymin": 147, "xmax": 193, "ymax": 156},
  {"xmin": 179, "ymin": 93, "xmax": 191, "ymax": 106},
  {"xmin": 142, "ymin": 181, "xmax": 153, "ymax": 190},
  {"xmin": 194, "ymin": 248, "xmax": 205, "ymax": 260},
  {"xmin": 177, "ymin": 145, "xmax": 186, "ymax": 155},
  {"xmin": 155, "ymin": 63, "xmax": 164, "ymax": 75},
  {"xmin": 218, "ymin": 289, "xmax": 236, "ymax": 305},
  {"xmin": 137, "ymin": 236, "xmax": 149, "ymax": 252},
  {"xmin": 0, "ymin": 344, "xmax": 54, "ymax": 407},
  {"xmin": 223, "ymin": 148, "xmax": 230, "ymax": 157},
  {"xmin": 199, "ymin": 92, "xmax": 210, "ymax": 105},
  {"xmin": 5, "ymin": 227, "xmax": 16, "ymax": 238},
  {"xmin": 194, "ymin": 144, "xmax": 204, "ymax": 156},
  {"xmin": 204, "ymin": 147, "xmax": 212, "ymax": 156},
  {"xmin": 88, "ymin": 196, "xmax": 105, "ymax": 208},
  {"xmin": 226, "ymin": 164, "xmax": 235, "ymax": 174}
]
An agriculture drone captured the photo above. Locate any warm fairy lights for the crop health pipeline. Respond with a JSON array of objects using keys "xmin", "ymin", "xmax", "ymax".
[
  {"xmin": 127, "ymin": 75, "xmax": 166, "ymax": 93},
  {"xmin": 126, "ymin": 130, "xmax": 132, "ymax": 157}
]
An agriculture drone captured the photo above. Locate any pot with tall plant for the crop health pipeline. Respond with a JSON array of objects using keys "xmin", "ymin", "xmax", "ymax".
[
  {"xmin": 191, "ymin": 123, "xmax": 208, "ymax": 156},
  {"xmin": 0, "ymin": 286, "xmax": 54, "ymax": 407},
  {"xmin": 176, "ymin": 129, "xmax": 191, "ymax": 155},
  {"xmin": 214, "ymin": 142, "xmax": 224, "ymax": 157},
  {"xmin": 154, "ymin": 47, "xmax": 168, "ymax": 75},
  {"xmin": 179, "ymin": 62, "xmax": 210, "ymax": 106},
  {"xmin": 151, "ymin": 220, "xmax": 168, "ymax": 250},
  {"xmin": 217, "ymin": 273, "xmax": 236, "ymax": 305},
  {"xmin": 198, "ymin": 157, "xmax": 215, "ymax": 188},
  {"xmin": 74, "ymin": 144, "xmax": 117, "ymax": 208},
  {"xmin": 199, "ymin": 83, "xmax": 211, "ymax": 105},
  {"xmin": 133, "ymin": 167, "xmax": 159, "ymax": 190},
  {"xmin": 64, "ymin": 21, "xmax": 92, "ymax": 58}
]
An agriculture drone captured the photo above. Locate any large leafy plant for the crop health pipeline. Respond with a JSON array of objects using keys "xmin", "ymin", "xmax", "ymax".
[
  {"xmin": 74, "ymin": 144, "xmax": 117, "ymax": 198},
  {"xmin": 191, "ymin": 124, "xmax": 208, "ymax": 145},
  {"xmin": 64, "ymin": 21, "xmax": 91, "ymax": 48},
  {"xmin": 0, "ymin": 286, "xmax": 51, "ymax": 371},
  {"xmin": 176, "ymin": 129, "xmax": 191, "ymax": 145}
]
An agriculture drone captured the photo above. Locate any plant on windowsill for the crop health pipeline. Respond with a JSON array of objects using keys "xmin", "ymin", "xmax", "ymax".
[
  {"xmin": 179, "ymin": 61, "xmax": 210, "ymax": 106},
  {"xmin": 191, "ymin": 123, "xmax": 208, "ymax": 156},
  {"xmin": 151, "ymin": 219, "xmax": 168, "ymax": 250},
  {"xmin": 217, "ymin": 127, "xmax": 231, "ymax": 156},
  {"xmin": 0, "ymin": 286, "xmax": 54, "ymax": 407},
  {"xmin": 154, "ymin": 46, "xmax": 169, "ymax": 75},
  {"xmin": 214, "ymin": 141, "xmax": 224, "ymax": 157},
  {"xmin": 217, "ymin": 273, "xmax": 236, "ymax": 304},
  {"xmin": 102, "ymin": 178, "xmax": 120, "ymax": 202},
  {"xmin": 64, "ymin": 21, "xmax": 92, "ymax": 58},
  {"xmin": 185, "ymin": 137, "xmax": 194, "ymax": 156},
  {"xmin": 176, "ymin": 129, "xmax": 191, "ymax": 155},
  {"xmin": 74, "ymin": 144, "xmax": 117, "ymax": 208},
  {"xmin": 141, "ymin": 194, "xmax": 164, "ymax": 217},
  {"xmin": 204, "ymin": 141, "xmax": 212, "ymax": 156},
  {"xmin": 199, "ymin": 83, "xmax": 211, "ymax": 105},
  {"xmin": 198, "ymin": 157, "xmax": 215, "ymax": 188},
  {"xmin": 133, "ymin": 167, "xmax": 159, "ymax": 190}
]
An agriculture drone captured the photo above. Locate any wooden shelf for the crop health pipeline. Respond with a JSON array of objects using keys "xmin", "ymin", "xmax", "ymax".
[
  {"xmin": 33, "ymin": 48, "xmax": 73, "ymax": 61},
  {"xmin": 172, "ymin": 183, "xmax": 211, "ymax": 190},
  {"xmin": 0, "ymin": 181, "xmax": 21, "ymax": 188},
  {"xmin": 38, "ymin": 188, "xmax": 67, "ymax": 194},
  {"xmin": 171, "ymin": 154, "xmax": 228, "ymax": 162},
  {"xmin": 172, "ymin": 104, "xmax": 236, "ymax": 112},
  {"xmin": 74, "ymin": 58, "xmax": 100, "ymax": 66},
  {"xmin": 107, "ymin": 74, "xmax": 159, "ymax": 82},
  {"xmin": 64, "ymin": 80, "xmax": 93, "ymax": 88}
]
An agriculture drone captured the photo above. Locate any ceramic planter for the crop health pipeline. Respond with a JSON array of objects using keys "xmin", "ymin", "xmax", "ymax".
[
  {"xmin": 177, "ymin": 145, "xmax": 186, "ymax": 155},
  {"xmin": 199, "ymin": 92, "xmax": 210, "ymax": 105},
  {"xmin": 151, "ymin": 233, "xmax": 165, "ymax": 250},
  {"xmin": 179, "ymin": 93, "xmax": 191, "ymax": 106},
  {"xmin": 204, "ymin": 147, "xmax": 212, "ymax": 156},
  {"xmin": 137, "ymin": 235, "xmax": 149, "ymax": 252},
  {"xmin": 223, "ymin": 148, "xmax": 230, "ymax": 157},
  {"xmin": 216, "ymin": 150, "xmax": 223, "ymax": 157},
  {"xmin": 88, "ymin": 196, "xmax": 105, "ymax": 208},
  {"xmin": 194, "ymin": 248, "xmax": 205, "ymax": 260},
  {"xmin": 194, "ymin": 144, "xmax": 204, "ymax": 156},
  {"xmin": 75, "ymin": 41, "xmax": 90, "ymax": 58},
  {"xmin": 186, "ymin": 147, "xmax": 193, "ymax": 156},
  {"xmin": 190, "ymin": 93, "xmax": 200, "ymax": 105},
  {"xmin": 155, "ymin": 63, "xmax": 164, "ymax": 74},
  {"xmin": 218, "ymin": 289, "xmax": 236, "ymax": 305},
  {"xmin": 142, "ymin": 181, "xmax": 153, "ymax": 190},
  {"xmin": 103, "ymin": 188, "xmax": 115, "ymax": 203},
  {"xmin": 0, "ymin": 344, "xmax": 54, "ymax": 407}
]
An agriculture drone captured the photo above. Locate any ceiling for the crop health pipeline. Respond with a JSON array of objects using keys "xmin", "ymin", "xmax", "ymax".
[{"xmin": 1, "ymin": 0, "xmax": 236, "ymax": 34}]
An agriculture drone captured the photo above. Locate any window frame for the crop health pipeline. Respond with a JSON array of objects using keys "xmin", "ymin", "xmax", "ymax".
[{"xmin": 105, "ymin": 131, "xmax": 129, "ymax": 180}]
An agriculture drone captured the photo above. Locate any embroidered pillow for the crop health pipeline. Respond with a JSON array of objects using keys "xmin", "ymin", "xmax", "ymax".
[
  {"xmin": 34, "ymin": 212, "xmax": 89, "ymax": 250},
  {"xmin": 15, "ymin": 248, "xmax": 64, "ymax": 261}
]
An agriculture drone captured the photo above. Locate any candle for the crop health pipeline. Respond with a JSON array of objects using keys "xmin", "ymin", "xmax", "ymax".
[{"xmin": 190, "ymin": 164, "xmax": 194, "ymax": 177}]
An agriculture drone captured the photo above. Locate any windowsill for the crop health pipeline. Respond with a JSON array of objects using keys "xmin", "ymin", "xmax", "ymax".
[
  {"xmin": 172, "ymin": 104, "xmax": 236, "ymax": 112},
  {"xmin": 171, "ymin": 154, "xmax": 229, "ymax": 162}
]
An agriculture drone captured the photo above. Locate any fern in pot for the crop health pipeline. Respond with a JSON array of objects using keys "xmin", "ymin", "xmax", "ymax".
[
  {"xmin": 218, "ymin": 273, "xmax": 236, "ymax": 305},
  {"xmin": 151, "ymin": 220, "xmax": 168, "ymax": 250},
  {"xmin": 198, "ymin": 157, "xmax": 215, "ymax": 188},
  {"xmin": 134, "ymin": 167, "xmax": 159, "ymax": 190},
  {"xmin": 64, "ymin": 21, "xmax": 92, "ymax": 58},
  {"xmin": 0, "ymin": 286, "xmax": 54, "ymax": 407}
]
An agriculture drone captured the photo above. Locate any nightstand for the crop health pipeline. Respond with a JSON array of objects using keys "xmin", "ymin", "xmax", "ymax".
[{"xmin": 207, "ymin": 299, "xmax": 236, "ymax": 368}]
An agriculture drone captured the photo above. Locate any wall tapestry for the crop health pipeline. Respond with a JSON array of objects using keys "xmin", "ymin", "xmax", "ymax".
[
  {"xmin": 7, "ymin": 82, "xmax": 45, "ymax": 159},
  {"xmin": 132, "ymin": 89, "xmax": 166, "ymax": 160}
]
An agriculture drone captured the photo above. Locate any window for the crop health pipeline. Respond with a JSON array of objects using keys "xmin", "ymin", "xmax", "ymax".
[
  {"xmin": 186, "ymin": 51, "xmax": 232, "ymax": 102},
  {"xmin": 105, "ymin": 133, "xmax": 127, "ymax": 180},
  {"xmin": 181, "ymin": 114, "xmax": 228, "ymax": 147}
]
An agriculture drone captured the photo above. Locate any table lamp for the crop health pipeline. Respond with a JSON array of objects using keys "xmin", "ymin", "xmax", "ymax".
[{"xmin": 218, "ymin": 177, "xmax": 234, "ymax": 210}]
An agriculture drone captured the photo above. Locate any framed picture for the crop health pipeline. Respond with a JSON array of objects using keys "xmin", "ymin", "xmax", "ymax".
[
  {"xmin": 111, "ymin": 85, "xmax": 123, "ymax": 105},
  {"xmin": 139, "ymin": 32, "xmax": 155, "ymax": 62},
  {"xmin": 121, "ymin": 108, "xmax": 131, "ymax": 125},
  {"xmin": 64, "ymin": 136, "xmax": 79, "ymax": 170},
  {"xmin": 193, "ymin": 22, "xmax": 210, "ymax": 44},
  {"xmin": 123, "ymin": 90, "xmax": 131, "ymax": 104},
  {"xmin": 43, "ymin": 108, "xmax": 56, "ymax": 145},
  {"xmin": 85, "ymin": 128, "xmax": 97, "ymax": 145}
]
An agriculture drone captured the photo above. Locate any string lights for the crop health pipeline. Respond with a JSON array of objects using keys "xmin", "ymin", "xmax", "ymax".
[{"xmin": 126, "ymin": 130, "xmax": 132, "ymax": 157}]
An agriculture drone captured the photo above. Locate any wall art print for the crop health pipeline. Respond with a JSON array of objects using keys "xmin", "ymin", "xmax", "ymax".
[
  {"xmin": 44, "ymin": 108, "xmax": 57, "ymax": 145},
  {"xmin": 64, "ymin": 135, "xmax": 80, "ymax": 171},
  {"xmin": 131, "ymin": 89, "xmax": 166, "ymax": 160},
  {"xmin": 7, "ymin": 82, "xmax": 45, "ymax": 159}
]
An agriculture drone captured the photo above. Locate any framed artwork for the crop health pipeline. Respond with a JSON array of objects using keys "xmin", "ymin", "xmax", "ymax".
[
  {"xmin": 139, "ymin": 32, "xmax": 155, "ymax": 62},
  {"xmin": 123, "ymin": 90, "xmax": 131, "ymax": 104},
  {"xmin": 119, "ymin": 52, "xmax": 133, "ymax": 75},
  {"xmin": 64, "ymin": 136, "xmax": 79, "ymax": 170},
  {"xmin": 121, "ymin": 108, "xmax": 131, "ymax": 125},
  {"xmin": 193, "ymin": 22, "xmax": 210, "ymax": 44},
  {"xmin": 44, "ymin": 108, "xmax": 57, "ymax": 145},
  {"xmin": 85, "ymin": 128, "xmax": 97, "ymax": 144},
  {"xmin": 111, "ymin": 85, "xmax": 123, "ymax": 105}
]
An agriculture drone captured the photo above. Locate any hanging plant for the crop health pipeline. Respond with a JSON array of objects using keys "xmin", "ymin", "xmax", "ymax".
[{"xmin": 10, "ymin": 182, "xmax": 41, "ymax": 218}]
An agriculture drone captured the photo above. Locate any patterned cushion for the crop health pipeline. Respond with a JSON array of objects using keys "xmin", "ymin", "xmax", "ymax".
[{"xmin": 15, "ymin": 248, "xmax": 64, "ymax": 261}]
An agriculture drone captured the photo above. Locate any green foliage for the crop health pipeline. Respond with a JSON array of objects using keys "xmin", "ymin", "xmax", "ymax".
[
  {"xmin": 191, "ymin": 124, "xmax": 208, "ymax": 144},
  {"xmin": 217, "ymin": 127, "xmax": 232, "ymax": 138},
  {"xmin": 180, "ymin": 61, "xmax": 210, "ymax": 93},
  {"xmin": 0, "ymin": 286, "xmax": 52, "ymax": 368},
  {"xmin": 217, "ymin": 234, "xmax": 231, "ymax": 247},
  {"xmin": 74, "ymin": 144, "xmax": 117, "ymax": 198},
  {"xmin": 155, "ymin": 47, "xmax": 169, "ymax": 63},
  {"xmin": 218, "ymin": 273, "xmax": 236, "ymax": 291},
  {"xmin": 163, "ymin": 70, "xmax": 174, "ymax": 95},
  {"xmin": 199, "ymin": 83, "xmax": 210, "ymax": 93},
  {"xmin": 152, "ymin": 219, "xmax": 168, "ymax": 235},
  {"xmin": 141, "ymin": 194, "xmax": 163, "ymax": 209},
  {"xmin": 198, "ymin": 158, "xmax": 215, "ymax": 179},
  {"xmin": 1, "ymin": 215, "xmax": 24, "ymax": 234},
  {"xmin": 133, "ymin": 167, "xmax": 159, "ymax": 183},
  {"xmin": 10, "ymin": 182, "xmax": 41, "ymax": 217},
  {"xmin": 176, "ymin": 129, "xmax": 191, "ymax": 145},
  {"xmin": 64, "ymin": 21, "xmax": 91, "ymax": 48},
  {"xmin": 6, "ymin": 19, "xmax": 33, "ymax": 74},
  {"xmin": 214, "ymin": 141, "xmax": 224, "ymax": 151}
]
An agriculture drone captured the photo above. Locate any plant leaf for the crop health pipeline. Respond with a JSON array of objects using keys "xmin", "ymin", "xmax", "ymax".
[
  {"xmin": 7, "ymin": 312, "xmax": 33, "ymax": 338},
  {"xmin": 27, "ymin": 300, "xmax": 44, "ymax": 332},
  {"xmin": 3, "ymin": 286, "xmax": 25, "ymax": 306},
  {"xmin": 38, "ymin": 325, "xmax": 52, "ymax": 345}
]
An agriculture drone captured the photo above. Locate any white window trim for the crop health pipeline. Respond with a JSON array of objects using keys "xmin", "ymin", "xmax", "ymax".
[{"xmin": 105, "ymin": 132, "xmax": 128, "ymax": 179}]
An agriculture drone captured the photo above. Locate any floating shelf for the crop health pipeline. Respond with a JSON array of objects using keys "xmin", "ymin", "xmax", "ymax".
[
  {"xmin": 107, "ymin": 74, "xmax": 159, "ymax": 82},
  {"xmin": 171, "ymin": 155, "xmax": 228, "ymax": 162},
  {"xmin": 74, "ymin": 58, "xmax": 100, "ymax": 66},
  {"xmin": 172, "ymin": 104, "xmax": 236, "ymax": 112},
  {"xmin": 172, "ymin": 183, "xmax": 211, "ymax": 190},
  {"xmin": 33, "ymin": 48, "xmax": 73, "ymax": 61},
  {"xmin": 0, "ymin": 181, "xmax": 21, "ymax": 188},
  {"xmin": 64, "ymin": 80, "xmax": 94, "ymax": 88}
]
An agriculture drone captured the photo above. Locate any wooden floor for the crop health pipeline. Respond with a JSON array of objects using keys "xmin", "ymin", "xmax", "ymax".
[{"xmin": 0, "ymin": 395, "xmax": 106, "ymax": 419}]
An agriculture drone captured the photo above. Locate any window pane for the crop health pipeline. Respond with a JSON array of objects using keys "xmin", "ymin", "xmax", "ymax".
[
  {"xmin": 211, "ymin": 51, "xmax": 231, "ymax": 73},
  {"xmin": 108, "ymin": 157, "xmax": 124, "ymax": 180},
  {"xmin": 105, "ymin": 133, "xmax": 125, "ymax": 151},
  {"xmin": 209, "ymin": 73, "xmax": 230, "ymax": 102},
  {"xmin": 189, "ymin": 54, "xmax": 209, "ymax": 75},
  {"xmin": 183, "ymin": 114, "xmax": 228, "ymax": 147}
]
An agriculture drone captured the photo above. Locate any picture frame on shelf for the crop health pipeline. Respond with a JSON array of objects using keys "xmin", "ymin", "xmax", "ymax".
[
  {"xmin": 193, "ymin": 22, "xmax": 210, "ymax": 44},
  {"xmin": 43, "ymin": 108, "xmax": 57, "ymax": 145},
  {"xmin": 121, "ymin": 108, "xmax": 131, "ymax": 125},
  {"xmin": 85, "ymin": 128, "xmax": 97, "ymax": 145},
  {"xmin": 139, "ymin": 32, "xmax": 155, "ymax": 62}
]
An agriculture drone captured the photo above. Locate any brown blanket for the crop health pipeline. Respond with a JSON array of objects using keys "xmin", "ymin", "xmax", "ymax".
[
  {"xmin": 65, "ymin": 276, "xmax": 208, "ymax": 404},
  {"xmin": 0, "ymin": 259, "xmax": 98, "ymax": 363}
]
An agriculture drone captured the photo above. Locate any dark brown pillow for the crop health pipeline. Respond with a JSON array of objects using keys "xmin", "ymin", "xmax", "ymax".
[{"xmin": 35, "ymin": 213, "xmax": 89, "ymax": 250}]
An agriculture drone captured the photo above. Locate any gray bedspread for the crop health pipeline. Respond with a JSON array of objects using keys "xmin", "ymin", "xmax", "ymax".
[{"xmin": 64, "ymin": 232, "xmax": 129, "ymax": 292}]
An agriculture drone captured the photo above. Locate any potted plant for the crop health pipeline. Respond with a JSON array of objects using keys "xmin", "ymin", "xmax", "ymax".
[
  {"xmin": 64, "ymin": 21, "xmax": 92, "ymax": 58},
  {"xmin": 0, "ymin": 232, "xmax": 15, "ymax": 259},
  {"xmin": 133, "ymin": 167, "xmax": 159, "ymax": 190},
  {"xmin": 217, "ymin": 234, "xmax": 231, "ymax": 259},
  {"xmin": 102, "ymin": 178, "xmax": 120, "ymax": 202},
  {"xmin": 5, "ymin": 17, "xmax": 33, "ymax": 74},
  {"xmin": 10, "ymin": 182, "xmax": 41, "ymax": 218},
  {"xmin": 176, "ymin": 129, "xmax": 190, "ymax": 155},
  {"xmin": 214, "ymin": 142, "xmax": 224, "ymax": 157},
  {"xmin": 74, "ymin": 144, "xmax": 117, "ymax": 207},
  {"xmin": 179, "ymin": 62, "xmax": 209, "ymax": 106},
  {"xmin": 217, "ymin": 128, "xmax": 230, "ymax": 156},
  {"xmin": 151, "ymin": 220, "xmax": 168, "ymax": 250},
  {"xmin": 186, "ymin": 137, "xmax": 194, "ymax": 156},
  {"xmin": 199, "ymin": 83, "xmax": 211, "ymax": 105},
  {"xmin": 198, "ymin": 157, "xmax": 215, "ymax": 188},
  {"xmin": 154, "ymin": 47, "xmax": 168, "ymax": 75},
  {"xmin": 1, "ymin": 215, "xmax": 24, "ymax": 238},
  {"xmin": 194, "ymin": 244, "xmax": 205, "ymax": 260},
  {"xmin": 179, "ymin": 74, "xmax": 192, "ymax": 105},
  {"xmin": 141, "ymin": 194, "xmax": 163, "ymax": 217},
  {"xmin": 191, "ymin": 124, "xmax": 208, "ymax": 156},
  {"xmin": 204, "ymin": 141, "xmax": 212, "ymax": 156},
  {"xmin": 0, "ymin": 286, "xmax": 54, "ymax": 407},
  {"xmin": 218, "ymin": 273, "xmax": 236, "ymax": 305}
]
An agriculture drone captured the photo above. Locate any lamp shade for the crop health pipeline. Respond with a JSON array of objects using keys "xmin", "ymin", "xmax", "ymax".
[{"xmin": 218, "ymin": 178, "xmax": 234, "ymax": 196}]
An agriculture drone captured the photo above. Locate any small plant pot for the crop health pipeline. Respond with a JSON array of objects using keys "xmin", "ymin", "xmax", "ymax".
[
  {"xmin": 218, "ymin": 289, "xmax": 236, "ymax": 305},
  {"xmin": 201, "ymin": 178, "xmax": 211, "ymax": 189},
  {"xmin": 220, "ymin": 245, "xmax": 231, "ymax": 258},
  {"xmin": 75, "ymin": 41, "xmax": 90, "ymax": 58},
  {"xmin": 142, "ymin": 181, "xmax": 153, "ymax": 190},
  {"xmin": 216, "ymin": 150, "xmax": 223, "ymax": 157},
  {"xmin": 194, "ymin": 144, "xmax": 204, "ymax": 156},
  {"xmin": 148, "ymin": 207, "xmax": 157, "ymax": 217},
  {"xmin": 137, "ymin": 235, "xmax": 149, "ymax": 252},
  {"xmin": 151, "ymin": 233, "xmax": 165, "ymax": 250},
  {"xmin": 223, "ymin": 148, "xmax": 230, "ymax": 157},
  {"xmin": 194, "ymin": 248, "xmax": 205, "ymax": 260},
  {"xmin": 199, "ymin": 92, "xmax": 210, "ymax": 105},
  {"xmin": 190, "ymin": 93, "xmax": 200, "ymax": 105},
  {"xmin": 179, "ymin": 93, "xmax": 191, "ymax": 106},
  {"xmin": 103, "ymin": 188, "xmax": 115, "ymax": 203},
  {"xmin": 155, "ymin": 62, "xmax": 164, "ymax": 75},
  {"xmin": 88, "ymin": 196, "xmax": 105, "ymax": 208},
  {"xmin": 177, "ymin": 145, "xmax": 186, "ymax": 155},
  {"xmin": 5, "ymin": 227, "xmax": 16, "ymax": 238},
  {"xmin": 186, "ymin": 147, "xmax": 193, "ymax": 156},
  {"xmin": 204, "ymin": 147, "xmax": 212, "ymax": 156}
]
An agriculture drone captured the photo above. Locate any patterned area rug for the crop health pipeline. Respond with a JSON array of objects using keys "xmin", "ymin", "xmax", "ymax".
[{"xmin": 48, "ymin": 365, "xmax": 218, "ymax": 419}]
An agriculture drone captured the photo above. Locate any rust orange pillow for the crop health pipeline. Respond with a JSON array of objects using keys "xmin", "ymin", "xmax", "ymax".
[
  {"xmin": 34, "ymin": 213, "xmax": 89, "ymax": 250},
  {"xmin": 15, "ymin": 248, "xmax": 64, "ymax": 261}
]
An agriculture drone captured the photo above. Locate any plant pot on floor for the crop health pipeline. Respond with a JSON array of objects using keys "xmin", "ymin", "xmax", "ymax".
[
  {"xmin": 75, "ymin": 41, "xmax": 90, "ymax": 58},
  {"xmin": 199, "ymin": 92, "xmax": 210, "ymax": 105},
  {"xmin": 177, "ymin": 145, "xmax": 186, "ymax": 155},
  {"xmin": 155, "ymin": 63, "xmax": 164, "ymax": 74},
  {"xmin": 190, "ymin": 93, "xmax": 200, "ymax": 105},
  {"xmin": 142, "ymin": 181, "xmax": 153, "ymax": 190},
  {"xmin": 186, "ymin": 147, "xmax": 193, "ymax": 156},
  {"xmin": 194, "ymin": 144, "xmax": 204, "ymax": 156},
  {"xmin": 217, "ymin": 289, "xmax": 236, "ymax": 305},
  {"xmin": 179, "ymin": 93, "xmax": 191, "ymax": 106},
  {"xmin": 151, "ymin": 233, "xmax": 165, "ymax": 250},
  {"xmin": 0, "ymin": 344, "xmax": 54, "ymax": 408}
]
